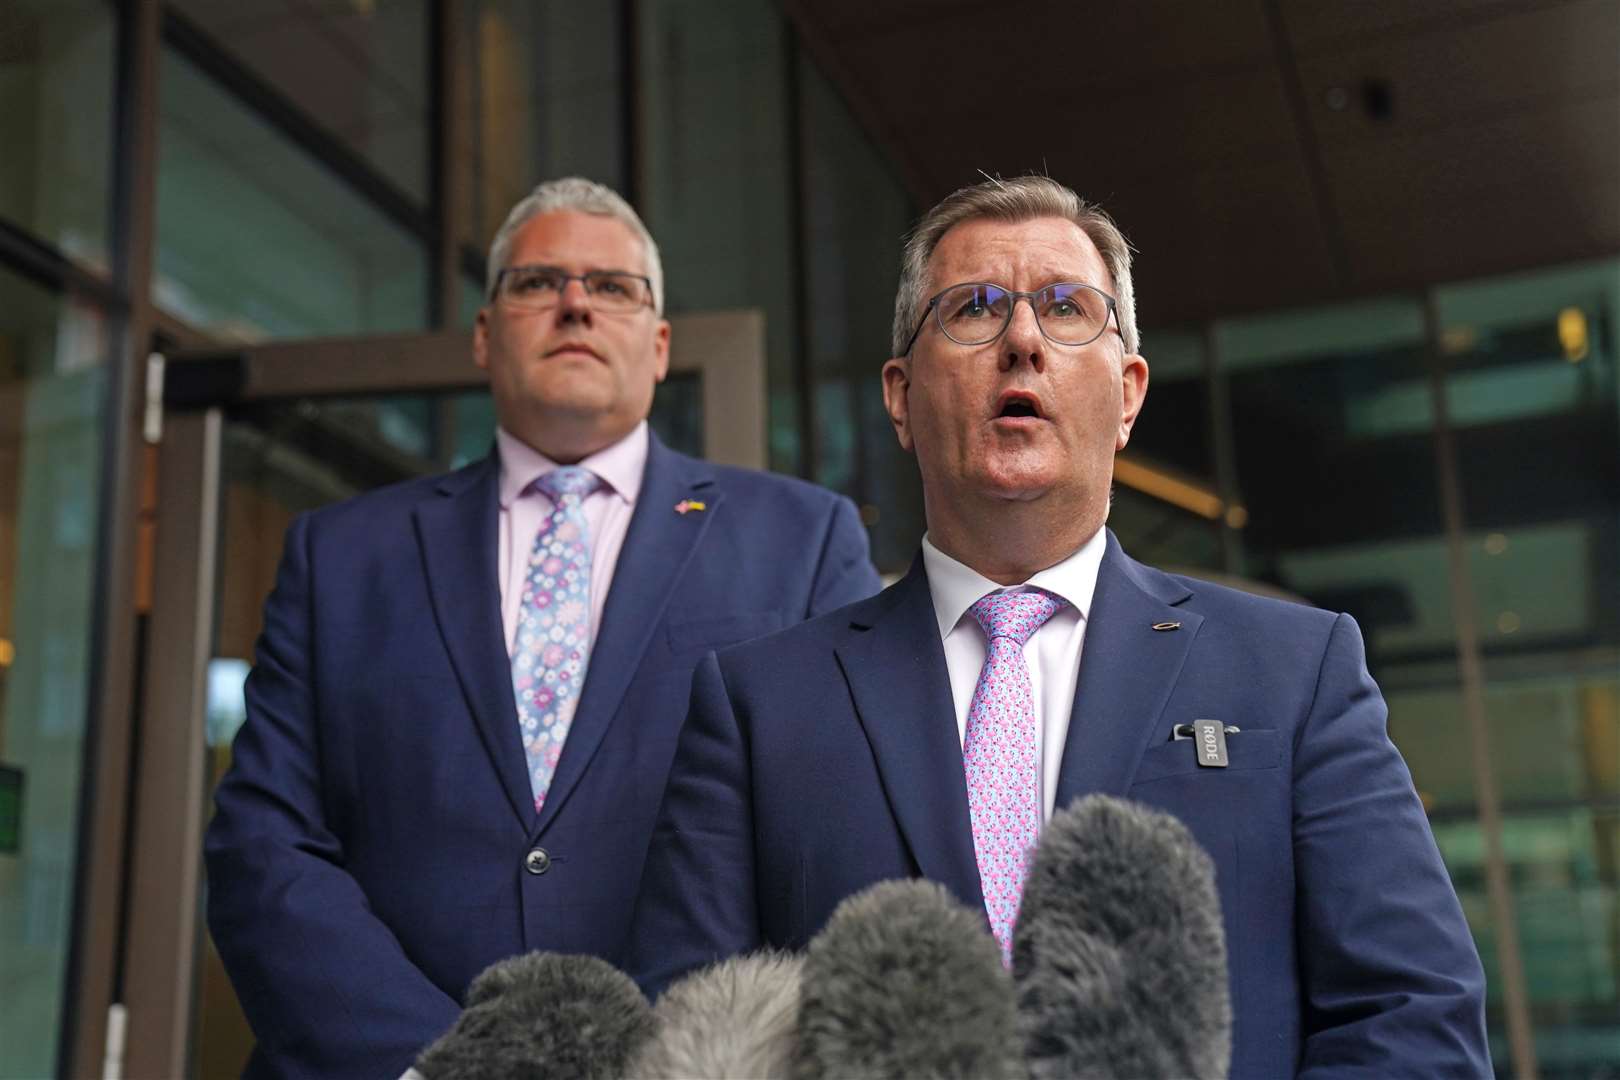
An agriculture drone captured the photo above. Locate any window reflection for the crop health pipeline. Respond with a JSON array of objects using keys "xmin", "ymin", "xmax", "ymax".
[
  {"xmin": 168, "ymin": 0, "xmax": 430, "ymax": 204},
  {"xmin": 460, "ymin": 1, "xmax": 627, "ymax": 252},
  {"xmin": 156, "ymin": 48, "xmax": 428, "ymax": 341},
  {"xmin": 0, "ymin": 0, "xmax": 115, "ymax": 268}
]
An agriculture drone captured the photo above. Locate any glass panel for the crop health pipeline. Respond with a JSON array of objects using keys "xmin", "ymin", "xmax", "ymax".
[
  {"xmin": 460, "ymin": 274, "xmax": 485, "ymax": 330},
  {"xmin": 637, "ymin": 0, "xmax": 799, "ymax": 474},
  {"xmin": 0, "ymin": 0, "xmax": 115, "ymax": 269},
  {"xmin": 648, "ymin": 369, "xmax": 703, "ymax": 459},
  {"xmin": 450, "ymin": 389, "xmax": 496, "ymax": 469},
  {"xmin": 170, "ymin": 0, "xmax": 429, "ymax": 204},
  {"xmin": 0, "ymin": 265, "xmax": 110, "ymax": 1078},
  {"xmin": 1218, "ymin": 297, "xmax": 1441, "ymax": 639},
  {"xmin": 799, "ymin": 48, "xmax": 916, "ymax": 571},
  {"xmin": 1108, "ymin": 485, "xmax": 1224, "ymax": 575},
  {"xmin": 1434, "ymin": 802, "xmax": 1620, "ymax": 1075},
  {"xmin": 460, "ymin": 0, "xmax": 627, "ymax": 252},
  {"xmin": 1131, "ymin": 329, "xmax": 1212, "ymax": 478},
  {"xmin": 156, "ymin": 47, "xmax": 429, "ymax": 341},
  {"xmin": 1115, "ymin": 328, "xmax": 1223, "ymax": 576},
  {"xmin": 1436, "ymin": 259, "xmax": 1620, "ymax": 1076}
]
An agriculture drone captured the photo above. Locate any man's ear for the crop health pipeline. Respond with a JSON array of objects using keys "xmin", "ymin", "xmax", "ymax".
[
  {"xmin": 882, "ymin": 357, "xmax": 915, "ymax": 453},
  {"xmin": 1116, "ymin": 352, "xmax": 1149, "ymax": 451},
  {"xmin": 652, "ymin": 318, "xmax": 671, "ymax": 384},
  {"xmin": 473, "ymin": 307, "xmax": 491, "ymax": 372}
]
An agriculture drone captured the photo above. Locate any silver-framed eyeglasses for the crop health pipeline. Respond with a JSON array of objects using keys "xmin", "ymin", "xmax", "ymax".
[
  {"xmin": 492, "ymin": 265, "xmax": 654, "ymax": 313},
  {"xmin": 901, "ymin": 281, "xmax": 1119, "ymax": 354}
]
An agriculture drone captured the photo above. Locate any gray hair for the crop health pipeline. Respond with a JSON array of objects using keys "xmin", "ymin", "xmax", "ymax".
[
  {"xmin": 892, "ymin": 175, "xmax": 1139, "ymax": 356},
  {"xmin": 485, "ymin": 177, "xmax": 665, "ymax": 314}
]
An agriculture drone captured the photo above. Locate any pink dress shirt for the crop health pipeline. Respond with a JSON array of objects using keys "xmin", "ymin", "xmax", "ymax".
[{"xmin": 496, "ymin": 422, "xmax": 648, "ymax": 656}]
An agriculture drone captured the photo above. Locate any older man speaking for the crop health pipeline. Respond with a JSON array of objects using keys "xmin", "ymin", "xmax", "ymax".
[{"xmin": 627, "ymin": 176, "xmax": 1489, "ymax": 1077}]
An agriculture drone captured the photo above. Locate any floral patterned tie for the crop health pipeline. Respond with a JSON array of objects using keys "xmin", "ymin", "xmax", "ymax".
[
  {"xmin": 964, "ymin": 587, "xmax": 1066, "ymax": 965},
  {"xmin": 512, "ymin": 466, "xmax": 599, "ymax": 814}
]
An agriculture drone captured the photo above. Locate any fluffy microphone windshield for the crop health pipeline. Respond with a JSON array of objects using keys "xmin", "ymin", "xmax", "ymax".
[
  {"xmin": 1013, "ymin": 794, "xmax": 1231, "ymax": 1080},
  {"xmin": 792, "ymin": 879, "xmax": 1024, "ymax": 1080},
  {"xmin": 413, "ymin": 952, "xmax": 655, "ymax": 1080},
  {"xmin": 629, "ymin": 951, "xmax": 804, "ymax": 1079}
]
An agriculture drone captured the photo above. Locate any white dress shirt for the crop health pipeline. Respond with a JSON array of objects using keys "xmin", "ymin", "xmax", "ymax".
[
  {"xmin": 495, "ymin": 422, "xmax": 648, "ymax": 656},
  {"xmin": 921, "ymin": 527, "xmax": 1106, "ymax": 823}
]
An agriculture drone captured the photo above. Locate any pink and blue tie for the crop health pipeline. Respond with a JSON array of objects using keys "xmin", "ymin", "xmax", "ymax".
[
  {"xmin": 964, "ymin": 587, "xmax": 1066, "ymax": 965},
  {"xmin": 512, "ymin": 466, "xmax": 599, "ymax": 814}
]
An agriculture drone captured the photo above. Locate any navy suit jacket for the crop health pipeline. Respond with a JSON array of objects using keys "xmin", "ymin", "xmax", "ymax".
[
  {"xmin": 204, "ymin": 433, "xmax": 881, "ymax": 1079},
  {"xmin": 627, "ymin": 532, "xmax": 1490, "ymax": 1078}
]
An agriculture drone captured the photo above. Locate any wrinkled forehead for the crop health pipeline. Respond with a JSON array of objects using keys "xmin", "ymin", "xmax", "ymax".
[{"xmin": 926, "ymin": 215, "xmax": 1111, "ymax": 297}]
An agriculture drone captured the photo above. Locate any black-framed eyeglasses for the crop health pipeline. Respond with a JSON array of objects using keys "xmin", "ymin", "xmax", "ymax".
[
  {"xmin": 900, "ymin": 281, "xmax": 1119, "ymax": 355},
  {"xmin": 491, "ymin": 265, "xmax": 655, "ymax": 313}
]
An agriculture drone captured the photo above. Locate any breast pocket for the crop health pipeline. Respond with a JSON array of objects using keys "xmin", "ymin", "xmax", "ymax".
[{"xmin": 1130, "ymin": 728, "xmax": 1283, "ymax": 786}]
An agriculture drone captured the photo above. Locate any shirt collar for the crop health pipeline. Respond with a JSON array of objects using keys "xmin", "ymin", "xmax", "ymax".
[
  {"xmin": 495, "ymin": 421, "xmax": 649, "ymax": 509},
  {"xmin": 921, "ymin": 526, "xmax": 1107, "ymax": 641}
]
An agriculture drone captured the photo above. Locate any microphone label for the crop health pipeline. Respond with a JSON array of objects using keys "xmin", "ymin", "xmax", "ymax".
[{"xmin": 1193, "ymin": 719, "xmax": 1229, "ymax": 768}]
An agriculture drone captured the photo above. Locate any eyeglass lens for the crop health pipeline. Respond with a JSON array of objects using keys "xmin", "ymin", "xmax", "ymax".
[
  {"xmin": 936, "ymin": 283, "xmax": 1110, "ymax": 346},
  {"xmin": 500, "ymin": 267, "xmax": 649, "ymax": 311}
]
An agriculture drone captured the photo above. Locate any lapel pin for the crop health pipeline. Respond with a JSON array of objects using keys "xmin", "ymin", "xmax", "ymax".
[
  {"xmin": 674, "ymin": 499, "xmax": 707, "ymax": 515},
  {"xmin": 1151, "ymin": 621, "xmax": 1182, "ymax": 632}
]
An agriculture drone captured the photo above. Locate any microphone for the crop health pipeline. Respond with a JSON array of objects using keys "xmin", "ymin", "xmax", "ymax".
[
  {"xmin": 413, "ymin": 951, "xmax": 656, "ymax": 1080},
  {"xmin": 1013, "ymin": 794, "xmax": 1231, "ymax": 1080},
  {"xmin": 629, "ymin": 951, "xmax": 804, "ymax": 1079},
  {"xmin": 793, "ymin": 879, "xmax": 1025, "ymax": 1080}
]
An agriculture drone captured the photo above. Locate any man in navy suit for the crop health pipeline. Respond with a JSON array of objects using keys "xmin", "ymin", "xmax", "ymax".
[
  {"xmin": 204, "ymin": 177, "xmax": 880, "ymax": 1079},
  {"xmin": 628, "ymin": 176, "xmax": 1489, "ymax": 1076}
]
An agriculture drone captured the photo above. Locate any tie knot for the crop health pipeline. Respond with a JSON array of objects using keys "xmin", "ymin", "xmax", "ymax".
[
  {"xmin": 535, "ymin": 465, "xmax": 599, "ymax": 502},
  {"xmin": 969, "ymin": 588, "xmax": 1065, "ymax": 647}
]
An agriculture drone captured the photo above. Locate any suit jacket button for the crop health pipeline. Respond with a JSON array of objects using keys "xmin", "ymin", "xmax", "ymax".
[{"xmin": 524, "ymin": 848, "xmax": 551, "ymax": 875}]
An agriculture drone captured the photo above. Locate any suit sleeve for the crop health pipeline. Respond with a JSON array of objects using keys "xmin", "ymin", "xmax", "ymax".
[
  {"xmin": 1293, "ymin": 614, "xmax": 1491, "ymax": 1077},
  {"xmin": 204, "ymin": 515, "xmax": 459, "ymax": 1079},
  {"xmin": 625, "ymin": 651, "xmax": 762, "ymax": 997},
  {"xmin": 806, "ymin": 495, "xmax": 882, "ymax": 616}
]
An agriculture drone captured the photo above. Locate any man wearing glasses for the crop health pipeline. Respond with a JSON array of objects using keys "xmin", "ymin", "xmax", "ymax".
[
  {"xmin": 205, "ymin": 177, "xmax": 881, "ymax": 1079},
  {"xmin": 628, "ymin": 176, "xmax": 1488, "ymax": 1075}
]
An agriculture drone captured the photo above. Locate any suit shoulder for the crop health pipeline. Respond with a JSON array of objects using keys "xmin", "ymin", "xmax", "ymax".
[
  {"xmin": 714, "ymin": 578, "xmax": 894, "ymax": 668},
  {"xmin": 299, "ymin": 459, "xmax": 487, "ymax": 536},
  {"xmin": 708, "ymin": 461, "xmax": 851, "ymax": 511},
  {"xmin": 1168, "ymin": 568, "xmax": 1347, "ymax": 641}
]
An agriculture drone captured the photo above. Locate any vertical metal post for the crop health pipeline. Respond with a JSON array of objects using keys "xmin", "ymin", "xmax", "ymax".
[
  {"xmin": 431, "ymin": 0, "xmax": 469, "ymax": 462},
  {"xmin": 618, "ymin": 0, "xmax": 643, "ymax": 208},
  {"xmin": 119, "ymin": 407, "xmax": 224, "ymax": 1080},
  {"xmin": 1423, "ymin": 294, "xmax": 1538, "ymax": 1080},
  {"xmin": 785, "ymin": 25, "xmax": 816, "ymax": 480},
  {"xmin": 64, "ymin": 0, "xmax": 162, "ymax": 1074},
  {"xmin": 431, "ymin": 0, "xmax": 466, "ymax": 330}
]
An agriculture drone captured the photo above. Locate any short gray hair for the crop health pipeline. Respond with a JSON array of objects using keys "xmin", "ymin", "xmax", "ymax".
[
  {"xmin": 485, "ymin": 177, "xmax": 665, "ymax": 314},
  {"xmin": 892, "ymin": 176, "xmax": 1139, "ymax": 356}
]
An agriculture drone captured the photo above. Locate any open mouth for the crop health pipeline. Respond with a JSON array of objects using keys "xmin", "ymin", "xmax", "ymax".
[{"xmin": 995, "ymin": 391, "xmax": 1044, "ymax": 420}]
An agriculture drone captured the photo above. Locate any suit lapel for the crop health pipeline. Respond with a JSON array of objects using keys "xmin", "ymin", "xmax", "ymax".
[
  {"xmin": 413, "ymin": 455, "xmax": 535, "ymax": 827},
  {"xmin": 1054, "ymin": 530, "xmax": 1203, "ymax": 811},
  {"xmin": 534, "ymin": 434, "xmax": 719, "ymax": 837},
  {"xmin": 835, "ymin": 561, "xmax": 987, "ymax": 917}
]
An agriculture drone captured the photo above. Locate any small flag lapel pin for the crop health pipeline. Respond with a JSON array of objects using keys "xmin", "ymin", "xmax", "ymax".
[{"xmin": 674, "ymin": 499, "xmax": 707, "ymax": 515}]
